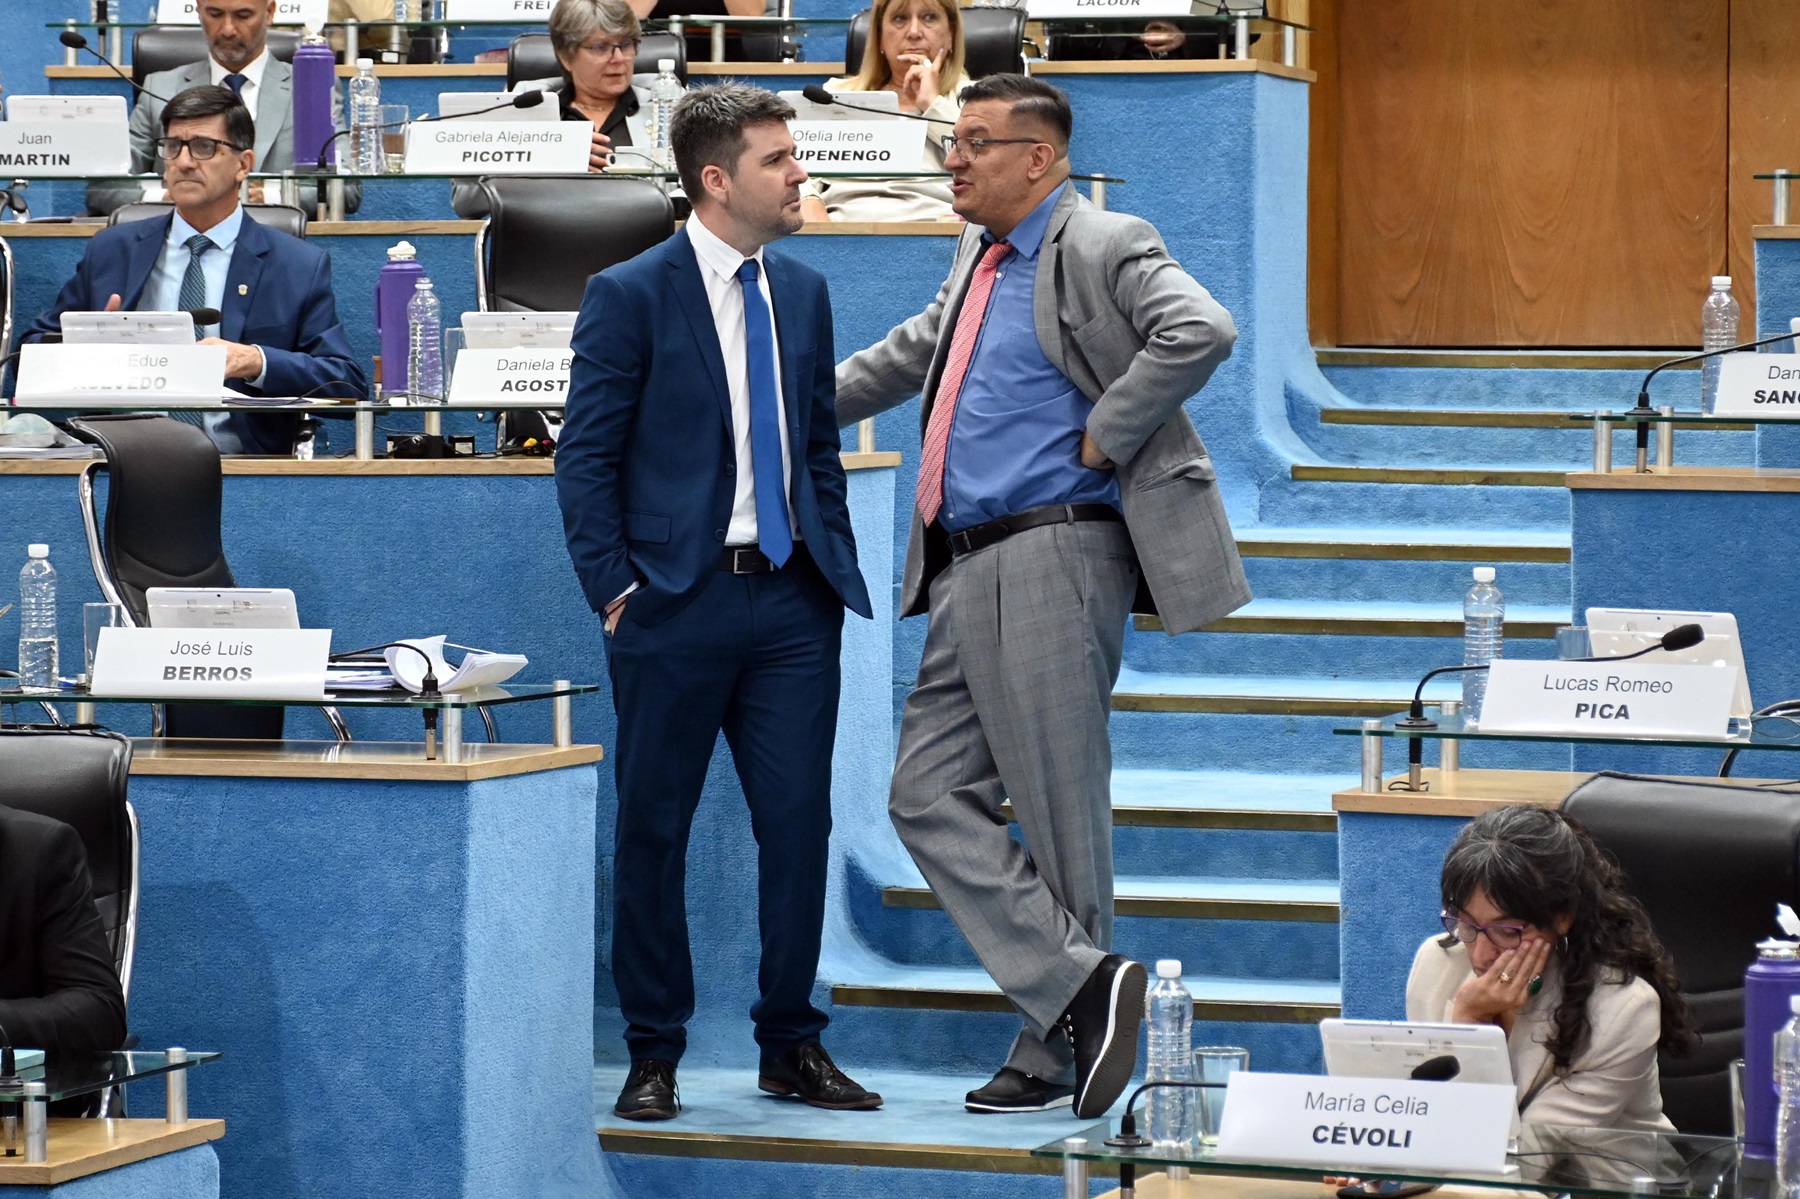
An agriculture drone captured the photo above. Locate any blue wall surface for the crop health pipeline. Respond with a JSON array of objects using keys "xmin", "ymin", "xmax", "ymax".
[{"xmin": 13, "ymin": 1144, "xmax": 219, "ymax": 1199}]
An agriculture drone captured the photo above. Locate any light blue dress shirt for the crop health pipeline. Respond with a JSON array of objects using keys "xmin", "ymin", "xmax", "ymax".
[{"xmin": 940, "ymin": 182, "xmax": 1121, "ymax": 533}]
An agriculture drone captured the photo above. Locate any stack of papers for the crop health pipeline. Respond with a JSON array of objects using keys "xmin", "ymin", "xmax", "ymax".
[{"xmin": 327, "ymin": 636, "xmax": 527, "ymax": 694}]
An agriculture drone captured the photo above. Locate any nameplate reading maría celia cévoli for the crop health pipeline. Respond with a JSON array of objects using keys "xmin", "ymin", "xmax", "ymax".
[{"xmin": 1215, "ymin": 1073, "xmax": 1514, "ymax": 1174}]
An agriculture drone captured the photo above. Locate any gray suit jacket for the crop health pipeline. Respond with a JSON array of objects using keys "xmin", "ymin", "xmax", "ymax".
[
  {"xmin": 86, "ymin": 58, "xmax": 358, "ymax": 216},
  {"xmin": 835, "ymin": 183, "xmax": 1251, "ymax": 634}
]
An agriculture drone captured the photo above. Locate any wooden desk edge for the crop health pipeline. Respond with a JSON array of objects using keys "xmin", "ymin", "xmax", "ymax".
[
  {"xmin": 128, "ymin": 740, "xmax": 602, "ymax": 781},
  {"xmin": 0, "ymin": 451, "xmax": 899, "ymax": 476},
  {"xmin": 1754, "ymin": 225, "xmax": 1800, "ymax": 240},
  {"xmin": 1334, "ymin": 767, "xmax": 1798, "ymax": 816},
  {"xmin": 1567, "ymin": 466, "xmax": 1800, "ymax": 493},
  {"xmin": 0, "ymin": 1117, "xmax": 224, "ymax": 1186}
]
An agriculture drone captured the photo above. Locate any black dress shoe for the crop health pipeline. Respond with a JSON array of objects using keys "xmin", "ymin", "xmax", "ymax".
[
  {"xmin": 758, "ymin": 1043, "xmax": 883, "ymax": 1110},
  {"xmin": 1059, "ymin": 954, "xmax": 1148, "ymax": 1119},
  {"xmin": 614, "ymin": 1059, "xmax": 680, "ymax": 1121},
  {"xmin": 964, "ymin": 1066, "xmax": 1076, "ymax": 1114}
]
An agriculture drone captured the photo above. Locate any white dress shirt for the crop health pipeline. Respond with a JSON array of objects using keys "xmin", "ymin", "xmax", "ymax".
[
  {"xmin": 210, "ymin": 49, "xmax": 269, "ymax": 116},
  {"xmin": 142, "ymin": 204, "xmax": 266, "ymax": 387},
  {"xmin": 684, "ymin": 213, "xmax": 798, "ymax": 547}
]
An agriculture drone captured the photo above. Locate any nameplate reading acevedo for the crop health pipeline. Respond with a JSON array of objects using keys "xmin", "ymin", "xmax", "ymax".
[
  {"xmin": 1215, "ymin": 1072, "xmax": 1514, "ymax": 1174},
  {"xmin": 1714, "ymin": 352, "xmax": 1800, "ymax": 418},
  {"xmin": 447, "ymin": 348, "xmax": 573, "ymax": 406},
  {"xmin": 787, "ymin": 120, "xmax": 926, "ymax": 173},
  {"xmin": 404, "ymin": 122, "xmax": 589, "ymax": 174},
  {"xmin": 14, "ymin": 343, "xmax": 226, "ymax": 406},
  {"xmin": 0, "ymin": 121, "xmax": 129, "ymax": 175},
  {"xmin": 1477, "ymin": 659, "xmax": 1735, "ymax": 739},
  {"xmin": 90, "ymin": 628, "xmax": 331, "ymax": 701}
]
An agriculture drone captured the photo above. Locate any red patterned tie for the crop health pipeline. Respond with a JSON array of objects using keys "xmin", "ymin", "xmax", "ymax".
[{"xmin": 915, "ymin": 239, "xmax": 1013, "ymax": 526}]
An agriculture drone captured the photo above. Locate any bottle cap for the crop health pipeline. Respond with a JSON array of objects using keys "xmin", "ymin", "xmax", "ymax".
[
  {"xmin": 1473, "ymin": 566, "xmax": 1495, "ymax": 583},
  {"xmin": 1713, "ymin": 275, "xmax": 1732, "ymax": 289},
  {"xmin": 1155, "ymin": 959, "xmax": 1181, "ymax": 979},
  {"xmin": 26, "ymin": 544, "xmax": 47, "ymax": 558},
  {"xmin": 414, "ymin": 278, "xmax": 434, "ymax": 290},
  {"xmin": 658, "ymin": 58, "xmax": 675, "ymax": 72},
  {"xmin": 388, "ymin": 240, "xmax": 417, "ymax": 260},
  {"xmin": 356, "ymin": 57, "xmax": 374, "ymax": 70},
  {"xmin": 1789, "ymin": 995, "xmax": 1800, "ymax": 1015}
]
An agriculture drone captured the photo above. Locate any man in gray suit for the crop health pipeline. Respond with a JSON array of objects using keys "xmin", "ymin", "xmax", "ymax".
[
  {"xmin": 835, "ymin": 74, "xmax": 1247, "ymax": 1119},
  {"xmin": 86, "ymin": 0, "xmax": 356, "ymax": 217}
]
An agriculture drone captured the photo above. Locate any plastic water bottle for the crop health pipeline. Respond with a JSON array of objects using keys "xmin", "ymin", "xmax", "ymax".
[
  {"xmin": 406, "ymin": 277, "xmax": 443, "ymax": 404},
  {"xmin": 1701, "ymin": 276, "xmax": 1740, "ymax": 415},
  {"xmin": 648, "ymin": 60, "xmax": 681, "ymax": 171},
  {"xmin": 348, "ymin": 59, "xmax": 383, "ymax": 174},
  {"xmin": 1777, "ymin": 995, "xmax": 1800, "ymax": 1199},
  {"xmin": 1146, "ymin": 960, "xmax": 1194, "ymax": 1151},
  {"xmin": 1462, "ymin": 566, "xmax": 1504, "ymax": 723},
  {"xmin": 17, "ymin": 544, "xmax": 57, "ymax": 691}
]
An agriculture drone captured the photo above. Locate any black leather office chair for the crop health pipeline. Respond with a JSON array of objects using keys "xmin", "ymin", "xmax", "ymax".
[
  {"xmin": 64, "ymin": 414, "xmax": 344, "ymax": 743},
  {"xmin": 107, "ymin": 201, "xmax": 309, "ymax": 241},
  {"xmin": 1563, "ymin": 772, "xmax": 1800, "ymax": 1135},
  {"xmin": 476, "ymin": 175, "xmax": 675, "ymax": 313},
  {"xmin": 845, "ymin": 6, "xmax": 1026, "ymax": 79},
  {"xmin": 0, "ymin": 234, "xmax": 13, "ymax": 372},
  {"xmin": 0, "ymin": 727, "xmax": 138, "ymax": 1008},
  {"xmin": 505, "ymin": 30, "xmax": 688, "ymax": 89},
  {"xmin": 130, "ymin": 26, "xmax": 300, "ymax": 86}
]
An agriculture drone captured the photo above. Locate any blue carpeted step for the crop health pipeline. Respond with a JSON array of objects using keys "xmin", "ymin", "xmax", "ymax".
[
  {"xmin": 1233, "ymin": 526, "xmax": 1571, "ymax": 603},
  {"xmin": 1256, "ymin": 476, "xmax": 1573, "ymax": 530},
  {"xmin": 1291, "ymin": 404, "xmax": 1753, "ymax": 468},
  {"xmin": 1318, "ymin": 357, "xmax": 1699, "ymax": 411},
  {"xmin": 1106, "ymin": 768, "xmax": 1341, "ymax": 880}
]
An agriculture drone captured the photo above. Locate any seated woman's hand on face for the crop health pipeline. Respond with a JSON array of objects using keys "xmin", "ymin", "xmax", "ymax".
[
  {"xmin": 894, "ymin": 46, "xmax": 949, "ymax": 114},
  {"xmin": 1451, "ymin": 936, "xmax": 1551, "ymax": 1031}
]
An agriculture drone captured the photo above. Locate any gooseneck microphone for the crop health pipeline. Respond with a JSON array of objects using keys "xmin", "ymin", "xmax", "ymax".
[
  {"xmin": 1630, "ymin": 326, "xmax": 1800, "ymax": 469},
  {"xmin": 799, "ymin": 84, "xmax": 958, "ymax": 125},
  {"xmin": 59, "ymin": 30, "xmax": 178, "ymax": 108},
  {"xmin": 1579, "ymin": 621, "xmax": 1705, "ymax": 662},
  {"xmin": 313, "ymin": 89, "xmax": 548, "ymax": 170}
]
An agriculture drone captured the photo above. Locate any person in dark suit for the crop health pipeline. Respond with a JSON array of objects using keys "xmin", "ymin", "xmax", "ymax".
[
  {"xmin": 556, "ymin": 83, "xmax": 879, "ymax": 1122},
  {"xmin": 28, "ymin": 86, "xmax": 367, "ymax": 456},
  {"xmin": 0, "ymin": 805, "xmax": 128, "ymax": 1055}
]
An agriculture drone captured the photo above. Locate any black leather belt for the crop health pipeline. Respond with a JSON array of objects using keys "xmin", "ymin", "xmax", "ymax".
[
  {"xmin": 718, "ymin": 545, "xmax": 782, "ymax": 574},
  {"xmin": 944, "ymin": 503, "xmax": 1123, "ymax": 557}
]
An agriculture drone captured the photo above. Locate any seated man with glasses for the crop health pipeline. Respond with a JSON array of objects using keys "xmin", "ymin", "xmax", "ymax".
[
  {"xmin": 1407, "ymin": 804, "xmax": 1690, "ymax": 1130},
  {"xmin": 25, "ymin": 85, "xmax": 367, "ymax": 456},
  {"xmin": 452, "ymin": 0, "xmax": 672, "ymax": 218}
]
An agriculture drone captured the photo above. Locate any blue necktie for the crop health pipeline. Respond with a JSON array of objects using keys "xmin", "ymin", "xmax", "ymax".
[
  {"xmin": 222, "ymin": 73, "xmax": 246, "ymax": 98},
  {"xmin": 177, "ymin": 233, "xmax": 215, "ymax": 337},
  {"xmin": 736, "ymin": 259, "xmax": 791, "ymax": 567}
]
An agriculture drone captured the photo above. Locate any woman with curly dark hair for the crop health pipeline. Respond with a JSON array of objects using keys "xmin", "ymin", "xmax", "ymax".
[{"xmin": 1405, "ymin": 804, "xmax": 1693, "ymax": 1130}]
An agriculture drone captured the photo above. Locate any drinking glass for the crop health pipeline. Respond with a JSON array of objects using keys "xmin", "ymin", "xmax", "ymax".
[
  {"xmin": 83, "ymin": 602, "xmax": 126, "ymax": 681},
  {"xmin": 379, "ymin": 105, "xmax": 409, "ymax": 173},
  {"xmin": 1193, "ymin": 1046, "xmax": 1248, "ymax": 1146},
  {"xmin": 443, "ymin": 327, "xmax": 465, "ymax": 393}
]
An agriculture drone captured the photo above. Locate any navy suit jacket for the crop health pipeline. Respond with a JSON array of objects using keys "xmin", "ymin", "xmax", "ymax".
[
  {"xmin": 25, "ymin": 212, "xmax": 368, "ymax": 455},
  {"xmin": 556, "ymin": 228, "xmax": 871, "ymax": 628}
]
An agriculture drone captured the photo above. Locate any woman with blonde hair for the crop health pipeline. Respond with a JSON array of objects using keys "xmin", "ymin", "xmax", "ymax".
[{"xmin": 798, "ymin": 0, "xmax": 969, "ymax": 222}]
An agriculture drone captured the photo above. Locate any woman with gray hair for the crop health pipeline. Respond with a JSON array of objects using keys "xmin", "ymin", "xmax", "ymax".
[{"xmin": 451, "ymin": 0, "xmax": 667, "ymax": 216}]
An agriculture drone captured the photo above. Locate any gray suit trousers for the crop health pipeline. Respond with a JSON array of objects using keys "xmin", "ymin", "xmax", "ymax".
[{"xmin": 889, "ymin": 518, "xmax": 1137, "ymax": 1084}]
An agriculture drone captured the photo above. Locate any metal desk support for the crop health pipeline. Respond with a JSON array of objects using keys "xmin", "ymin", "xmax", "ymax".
[
  {"xmin": 553, "ymin": 679, "xmax": 573, "ymax": 747},
  {"xmin": 325, "ymin": 178, "xmax": 347, "ymax": 223},
  {"xmin": 1592, "ymin": 411, "xmax": 1613, "ymax": 474},
  {"xmin": 1657, "ymin": 406, "xmax": 1676, "ymax": 468},
  {"xmin": 1061, "ymin": 1138, "xmax": 1089, "ymax": 1199},
  {"xmin": 63, "ymin": 20, "xmax": 79, "ymax": 67},
  {"xmin": 165, "ymin": 1047, "xmax": 189, "ymax": 1126},
  {"xmin": 1090, "ymin": 180, "xmax": 1107, "ymax": 211},
  {"xmin": 344, "ymin": 19, "xmax": 360, "ymax": 63},
  {"xmin": 355, "ymin": 410, "xmax": 376, "ymax": 459},
  {"xmin": 1282, "ymin": 24, "xmax": 1296, "ymax": 66},
  {"xmin": 1776, "ymin": 169, "xmax": 1792, "ymax": 227},
  {"xmin": 441, "ymin": 707, "xmax": 464, "ymax": 764},
  {"xmin": 711, "ymin": 22, "xmax": 727, "ymax": 63},
  {"xmin": 1234, "ymin": 14, "xmax": 1250, "ymax": 58},
  {"xmin": 1439, "ymin": 699, "xmax": 1460, "ymax": 774},
  {"xmin": 1360, "ymin": 719, "xmax": 1382, "ymax": 793}
]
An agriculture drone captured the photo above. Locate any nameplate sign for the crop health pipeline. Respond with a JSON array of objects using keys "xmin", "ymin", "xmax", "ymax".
[
  {"xmin": 404, "ymin": 122, "xmax": 588, "ymax": 174},
  {"xmin": 447, "ymin": 348, "xmax": 573, "ymax": 406},
  {"xmin": 90, "ymin": 628, "xmax": 331, "ymax": 701},
  {"xmin": 1478, "ymin": 659, "xmax": 1736, "ymax": 739},
  {"xmin": 1215, "ymin": 1072, "xmax": 1514, "ymax": 1174},
  {"xmin": 1714, "ymin": 352, "xmax": 1800, "ymax": 418},
  {"xmin": 1028, "ymin": 0, "xmax": 1194, "ymax": 19},
  {"xmin": 14, "ymin": 343, "xmax": 226, "ymax": 406},
  {"xmin": 0, "ymin": 121, "xmax": 129, "ymax": 175},
  {"xmin": 789, "ymin": 120, "xmax": 927, "ymax": 173},
  {"xmin": 441, "ymin": 0, "xmax": 557, "ymax": 21},
  {"xmin": 157, "ymin": 0, "xmax": 328, "ymax": 25}
]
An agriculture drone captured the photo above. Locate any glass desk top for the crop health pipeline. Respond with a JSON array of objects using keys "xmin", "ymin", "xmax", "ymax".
[
  {"xmin": 20, "ymin": 169, "xmax": 1125, "ymax": 184},
  {"xmin": 0, "ymin": 681, "xmax": 599, "ymax": 711},
  {"xmin": 1570, "ymin": 410, "xmax": 1792, "ymax": 425},
  {"xmin": 0, "ymin": 1051, "xmax": 219, "ymax": 1104},
  {"xmin": 1333, "ymin": 713, "xmax": 1796, "ymax": 753},
  {"xmin": 1037, "ymin": 1120, "xmax": 1742, "ymax": 1199}
]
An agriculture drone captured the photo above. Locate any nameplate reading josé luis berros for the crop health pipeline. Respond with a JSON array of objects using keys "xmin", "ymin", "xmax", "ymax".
[
  {"xmin": 404, "ymin": 124, "xmax": 588, "ymax": 176},
  {"xmin": 1478, "ymin": 659, "xmax": 1736, "ymax": 739},
  {"xmin": 1215, "ymin": 1074, "xmax": 1513, "ymax": 1173},
  {"xmin": 89, "ymin": 628, "xmax": 333, "ymax": 702}
]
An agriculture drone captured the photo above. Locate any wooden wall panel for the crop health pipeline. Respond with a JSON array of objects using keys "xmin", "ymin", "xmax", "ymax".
[
  {"xmin": 1305, "ymin": 0, "xmax": 1339, "ymax": 346},
  {"xmin": 1334, "ymin": 1, "xmax": 1728, "ymax": 348},
  {"xmin": 1728, "ymin": 0, "xmax": 1800, "ymax": 335}
]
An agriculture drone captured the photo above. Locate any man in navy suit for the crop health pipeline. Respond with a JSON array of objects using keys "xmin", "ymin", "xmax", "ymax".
[
  {"xmin": 27, "ymin": 85, "xmax": 366, "ymax": 456},
  {"xmin": 556, "ymin": 84, "xmax": 879, "ymax": 1122}
]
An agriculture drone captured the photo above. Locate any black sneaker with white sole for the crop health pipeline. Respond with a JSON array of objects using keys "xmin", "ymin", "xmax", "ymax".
[
  {"xmin": 963, "ymin": 1066, "xmax": 1076, "ymax": 1114},
  {"xmin": 1058, "ymin": 954, "xmax": 1147, "ymax": 1119}
]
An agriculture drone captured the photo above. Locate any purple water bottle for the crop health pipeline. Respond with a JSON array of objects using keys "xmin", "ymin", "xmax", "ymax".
[
  {"xmin": 291, "ymin": 31, "xmax": 337, "ymax": 170},
  {"xmin": 375, "ymin": 241, "xmax": 425, "ymax": 398},
  {"xmin": 1747, "ymin": 937, "xmax": 1800, "ymax": 1164}
]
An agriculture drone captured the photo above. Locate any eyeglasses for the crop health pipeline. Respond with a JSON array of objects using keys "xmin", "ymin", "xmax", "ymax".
[
  {"xmin": 578, "ymin": 37, "xmax": 641, "ymax": 58},
  {"xmin": 156, "ymin": 136, "xmax": 246, "ymax": 162},
  {"xmin": 1440, "ymin": 910, "xmax": 1530, "ymax": 950},
  {"xmin": 939, "ymin": 134, "xmax": 1042, "ymax": 159}
]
